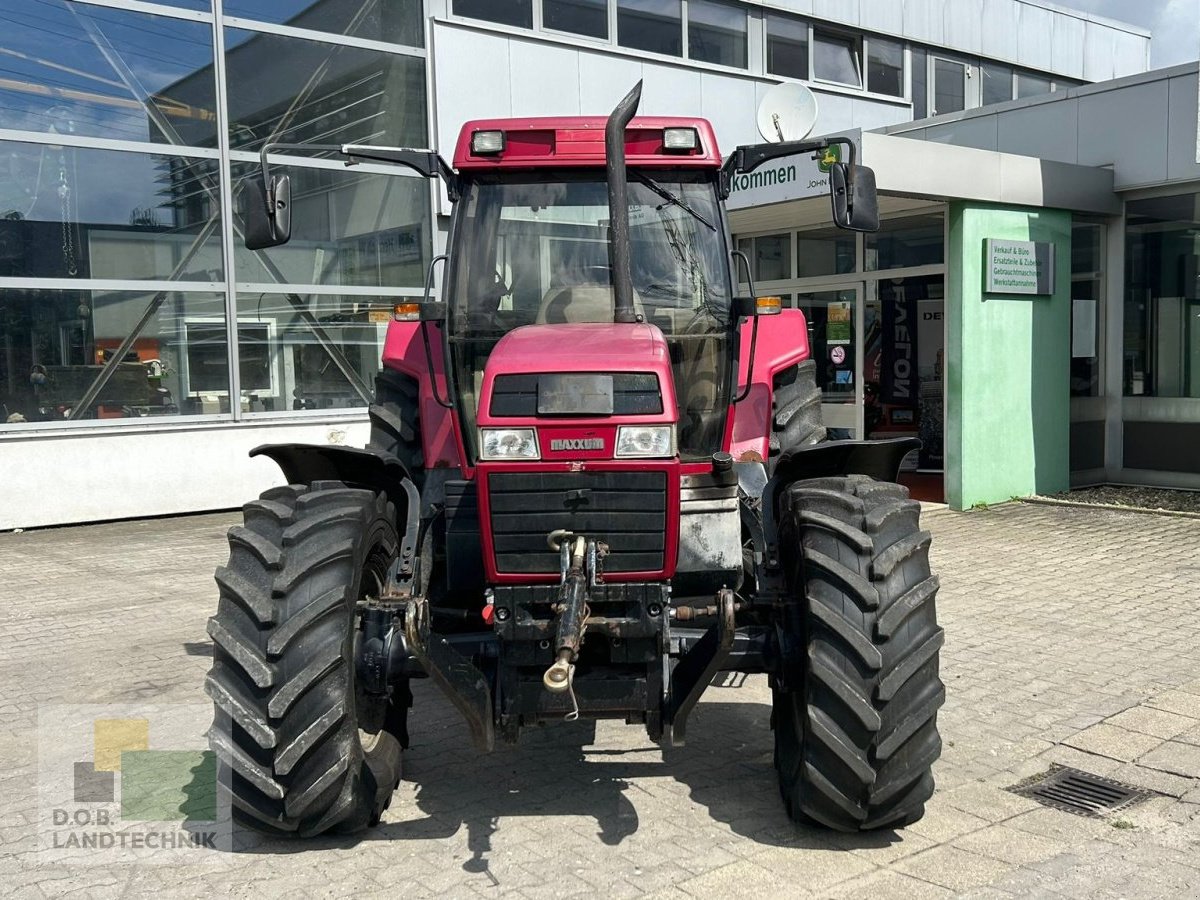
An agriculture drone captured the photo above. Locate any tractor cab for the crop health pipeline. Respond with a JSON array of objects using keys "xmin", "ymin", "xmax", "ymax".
[{"xmin": 446, "ymin": 117, "xmax": 733, "ymax": 463}]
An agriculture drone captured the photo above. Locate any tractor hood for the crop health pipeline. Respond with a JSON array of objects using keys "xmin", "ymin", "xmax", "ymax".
[{"xmin": 477, "ymin": 322, "xmax": 678, "ymax": 429}]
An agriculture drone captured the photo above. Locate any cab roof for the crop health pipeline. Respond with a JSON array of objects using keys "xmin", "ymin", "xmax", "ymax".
[{"xmin": 452, "ymin": 116, "xmax": 722, "ymax": 171}]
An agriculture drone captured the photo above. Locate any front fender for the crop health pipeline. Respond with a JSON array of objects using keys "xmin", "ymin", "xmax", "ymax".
[
  {"xmin": 252, "ymin": 443, "xmax": 421, "ymax": 567},
  {"xmin": 251, "ymin": 443, "xmax": 412, "ymax": 499},
  {"xmin": 755, "ymin": 438, "xmax": 919, "ymax": 581},
  {"xmin": 772, "ymin": 436, "xmax": 919, "ymax": 487}
]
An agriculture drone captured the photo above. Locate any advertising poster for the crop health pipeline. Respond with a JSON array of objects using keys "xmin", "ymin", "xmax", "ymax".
[{"xmin": 827, "ymin": 301, "xmax": 852, "ymax": 345}]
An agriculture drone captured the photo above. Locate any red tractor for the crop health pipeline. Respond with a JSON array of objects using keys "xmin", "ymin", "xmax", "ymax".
[{"xmin": 206, "ymin": 82, "xmax": 943, "ymax": 838}]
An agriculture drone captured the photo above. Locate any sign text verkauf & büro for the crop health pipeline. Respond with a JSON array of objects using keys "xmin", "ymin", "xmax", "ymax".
[{"xmin": 984, "ymin": 239, "xmax": 1055, "ymax": 296}]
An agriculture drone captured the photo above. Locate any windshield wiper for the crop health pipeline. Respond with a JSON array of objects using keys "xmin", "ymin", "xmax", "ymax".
[{"xmin": 631, "ymin": 172, "xmax": 716, "ymax": 232}]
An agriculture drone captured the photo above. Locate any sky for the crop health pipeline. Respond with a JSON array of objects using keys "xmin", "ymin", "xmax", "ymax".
[{"xmin": 1055, "ymin": 0, "xmax": 1200, "ymax": 67}]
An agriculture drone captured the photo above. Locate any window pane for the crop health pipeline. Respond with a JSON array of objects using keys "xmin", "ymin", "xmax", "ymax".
[
  {"xmin": 911, "ymin": 47, "xmax": 928, "ymax": 119},
  {"xmin": 1124, "ymin": 193, "xmax": 1200, "ymax": 398},
  {"xmin": 225, "ymin": 0, "xmax": 424, "ymax": 48},
  {"xmin": 982, "ymin": 62, "xmax": 1013, "ymax": 106},
  {"xmin": 0, "ymin": 142, "xmax": 223, "ymax": 280},
  {"xmin": 618, "ymin": 0, "xmax": 682, "ymax": 57},
  {"xmin": 1016, "ymin": 72, "xmax": 1052, "ymax": 99},
  {"xmin": 867, "ymin": 38, "xmax": 904, "ymax": 97},
  {"xmin": 750, "ymin": 234, "xmax": 789, "ymax": 282},
  {"xmin": 813, "ymin": 31, "xmax": 861, "ymax": 87},
  {"xmin": 766, "ymin": 15, "xmax": 809, "ymax": 80},
  {"xmin": 0, "ymin": 0, "xmax": 216, "ymax": 146},
  {"xmin": 233, "ymin": 164, "xmax": 431, "ymax": 290},
  {"xmin": 224, "ymin": 30, "xmax": 428, "ymax": 155},
  {"xmin": 543, "ymin": 0, "xmax": 608, "ymax": 38},
  {"xmin": 1071, "ymin": 223, "xmax": 1104, "ymax": 398},
  {"xmin": 452, "ymin": 0, "xmax": 532, "ymax": 28},
  {"xmin": 866, "ymin": 214, "xmax": 944, "ymax": 271},
  {"xmin": 0, "ymin": 289, "xmax": 228, "ymax": 426},
  {"xmin": 793, "ymin": 289, "xmax": 856, "ymax": 405},
  {"xmin": 796, "ymin": 227, "xmax": 856, "ymax": 278},
  {"xmin": 236, "ymin": 292, "xmax": 386, "ymax": 413},
  {"xmin": 933, "ymin": 58, "xmax": 965, "ymax": 115},
  {"xmin": 1073, "ymin": 222, "xmax": 1103, "ymax": 276},
  {"xmin": 688, "ymin": 0, "xmax": 746, "ymax": 68}
]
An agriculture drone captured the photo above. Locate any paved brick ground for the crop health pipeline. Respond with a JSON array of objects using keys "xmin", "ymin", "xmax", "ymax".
[{"xmin": 2, "ymin": 501, "xmax": 1200, "ymax": 898}]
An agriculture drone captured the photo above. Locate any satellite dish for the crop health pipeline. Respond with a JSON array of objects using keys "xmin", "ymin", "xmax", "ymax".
[{"xmin": 757, "ymin": 82, "xmax": 819, "ymax": 143}]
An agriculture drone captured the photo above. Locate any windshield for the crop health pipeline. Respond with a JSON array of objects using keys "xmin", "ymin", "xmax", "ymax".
[{"xmin": 447, "ymin": 170, "xmax": 734, "ymax": 461}]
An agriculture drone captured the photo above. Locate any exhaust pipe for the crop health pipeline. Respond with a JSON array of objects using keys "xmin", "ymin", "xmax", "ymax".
[{"xmin": 606, "ymin": 80, "xmax": 642, "ymax": 325}]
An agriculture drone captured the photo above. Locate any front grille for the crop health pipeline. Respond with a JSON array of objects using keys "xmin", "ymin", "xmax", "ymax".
[{"xmin": 487, "ymin": 471, "xmax": 667, "ymax": 574}]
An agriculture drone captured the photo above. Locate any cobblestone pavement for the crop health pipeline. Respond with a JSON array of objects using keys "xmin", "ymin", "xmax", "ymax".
[{"xmin": 2, "ymin": 501, "xmax": 1200, "ymax": 898}]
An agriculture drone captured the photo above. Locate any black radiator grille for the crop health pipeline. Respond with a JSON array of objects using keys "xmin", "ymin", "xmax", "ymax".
[{"xmin": 487, "ymin": 471, "xmax": 667, "ymax": 574}]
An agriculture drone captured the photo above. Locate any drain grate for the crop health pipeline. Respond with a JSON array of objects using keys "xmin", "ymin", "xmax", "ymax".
[{"xmin": 1009, "ymin": 766, "xmax": 1154, "ymax": 818}]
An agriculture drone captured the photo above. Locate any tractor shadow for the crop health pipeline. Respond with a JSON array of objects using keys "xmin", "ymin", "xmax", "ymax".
[
  {"xmin": 376, "ymin": 678, "xmax": 905, "ymax": 867},
  {"xmin": 221, "ymin": 678, "xmax": 907, "ymax": 864}
]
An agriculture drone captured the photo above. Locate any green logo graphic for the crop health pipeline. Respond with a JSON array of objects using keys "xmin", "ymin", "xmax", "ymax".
[
  {"xmin": 817, "ymin": 144, "xmax": 842, "ymax": 174},
  {"xmin": 73, "ymin": 717, "xmax": 216, "ymax": 821}
]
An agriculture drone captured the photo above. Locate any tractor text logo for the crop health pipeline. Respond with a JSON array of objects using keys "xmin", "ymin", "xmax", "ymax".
[{"xmin": 550, "ymin": 438, "xmax": 604, "ymax": 451}]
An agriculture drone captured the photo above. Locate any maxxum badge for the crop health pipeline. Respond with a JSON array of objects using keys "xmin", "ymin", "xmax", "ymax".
[{"xmin": 551, "ymin": 438, "xmax": 604, "ymax": 451}]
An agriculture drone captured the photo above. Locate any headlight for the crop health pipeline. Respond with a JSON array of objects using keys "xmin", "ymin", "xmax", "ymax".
[
  {"xmin": 615, "ymin": 425, "xmax": 674, "ymax": 458},
  {"xmin": 479, "ymin": 428, "xmax": 539, "ymax": 460}
]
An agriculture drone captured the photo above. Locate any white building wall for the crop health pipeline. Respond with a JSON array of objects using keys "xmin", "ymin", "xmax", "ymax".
[
  {"xmin": 0, "ymin": 419, "xmax": 370, "ymax": 531},
  {"xmin": 429, "ymin": 19, "xmax": 913, "ymax": 163},
  {"xmin": 752, "ymin": 0, "xmax": 1149, "ymax": 77}
]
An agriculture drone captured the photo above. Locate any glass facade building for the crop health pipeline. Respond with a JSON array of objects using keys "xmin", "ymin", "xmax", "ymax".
[
  {"xmin": 0, "ymin": 0, "xmax": 1169, "ymax": 525},
  {"xmin": 0, "ymin": 0, "xmax": 429, "ymax": 428}
]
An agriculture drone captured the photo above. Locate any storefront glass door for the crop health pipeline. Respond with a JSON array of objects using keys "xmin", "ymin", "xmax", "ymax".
[
  {"xmin": 864, "ymin": 275, "xmax": 945, "ymax": 471},
  {"xmin": 789, "ymin": 286, "xmax": 862, "ymax": 438}
]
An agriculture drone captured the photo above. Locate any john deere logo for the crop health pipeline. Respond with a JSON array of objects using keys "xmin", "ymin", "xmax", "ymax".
[{"xmin": 817, "ymin": 145, "xmax": 842, "ymax": 174}]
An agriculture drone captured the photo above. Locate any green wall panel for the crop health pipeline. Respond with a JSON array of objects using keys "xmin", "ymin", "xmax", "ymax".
[{"xmin": 946, "ymin": 204, "xmax": 1071, "ymax": 509}]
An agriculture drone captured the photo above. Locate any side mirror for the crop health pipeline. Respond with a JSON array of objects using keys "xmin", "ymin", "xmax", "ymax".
[
  {"xmin": 830, "ymin": 163, "xmax": 879, "ymax": 233},
  {"xmin": 243, "ymin": 173, "xmax": 291, "ymax": 250}
]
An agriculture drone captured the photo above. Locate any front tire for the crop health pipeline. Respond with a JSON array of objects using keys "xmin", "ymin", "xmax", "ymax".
[
  {"xmin": 773, "ymin": 475, "xmax": 944, "ymax": 831},
  {"xmin": 204, "ymin": 481, "xmax": 404, "ymax": 836}
]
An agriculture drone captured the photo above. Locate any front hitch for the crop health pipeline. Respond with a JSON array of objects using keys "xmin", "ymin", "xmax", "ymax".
[{"xmin": 543, "ymin": 535, "xmax": 591, "ymax": 694}]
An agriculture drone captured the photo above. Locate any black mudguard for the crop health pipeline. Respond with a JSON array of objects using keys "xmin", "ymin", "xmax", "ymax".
[
  {"xmin": 772, "ymin": 436, "xmax": 919, "ymax": 486},
  {"xmin": 756, "ymin": 437, "xmax": 920, "ymax": 580},
  {"xmin": 252, "ymin": 442, "xmax": 412, "ymax": 496},
  {"xmin": 251, "ymin": 443, "xmax": 420, "ymax": 548}
]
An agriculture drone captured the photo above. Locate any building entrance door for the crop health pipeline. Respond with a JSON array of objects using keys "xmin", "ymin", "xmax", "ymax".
[
  {"xmin": 864, "ymin": 275, "xmax": 946, "ymax": 477},
  {"xmin": 789, "ymin": 285, "xmax": 862, "ymax": 438}
]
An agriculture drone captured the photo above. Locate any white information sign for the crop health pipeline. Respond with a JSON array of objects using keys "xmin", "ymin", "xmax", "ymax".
[{"xmin": 984, "ymin": 239, "xmax": 1055, "ymax": 296}]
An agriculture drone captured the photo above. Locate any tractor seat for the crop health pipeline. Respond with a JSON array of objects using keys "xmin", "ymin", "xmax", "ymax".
[{"xmin": 536, "ymin": 285, "xmax": 645, "ymax": 324}]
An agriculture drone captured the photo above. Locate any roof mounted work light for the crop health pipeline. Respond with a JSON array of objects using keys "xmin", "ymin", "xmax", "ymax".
[
  {"xmin": 662, "ymin": 127, "xmax": 698, "ymax": 152},
  {"xmin": 471, "ymin": 130, "xmax": 506, "ymax": 154}
]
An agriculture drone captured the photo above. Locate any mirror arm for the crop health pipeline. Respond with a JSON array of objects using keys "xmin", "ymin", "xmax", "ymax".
[
  {"xmin": 341, "ymin": 145, "xmax": 461, "ymax": 202},
  {"xmin": 257, "ymin": 142, "xmax": 343, "ymax": 199},
  {"xmin": 255, "ymin": 143, "xmax": 460, "ymax": 201},
  {"xmin": 731, "ymin": 249, "xmax": 758, "ymax": 405},
  {"xmin": 420, "ymin": 255, "xmax": 454, "ymax": 410},
  {"xmin": 721, "ymin": 135, "xmax": 860, "ymax": 202}
]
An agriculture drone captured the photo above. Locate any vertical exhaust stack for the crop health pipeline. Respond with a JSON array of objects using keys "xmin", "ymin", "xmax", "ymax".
[{"xmin": 606, "ymin": 80, "xmax": 643, "ymax": 325}]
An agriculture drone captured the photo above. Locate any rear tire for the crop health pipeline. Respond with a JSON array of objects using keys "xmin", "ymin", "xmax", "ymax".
[
  {"xmin": 204, "ymin": 481, "xmax": 403, "ymax": 836},
  {"xmin": 368, "ymin": 368, "xmax": 424, "ymax": 488},
  {"xmin": 769, "ymin": 359, "xmax": 826, "ymax": 470},
  {"xmin": 772, "ymin": 475, "xmax": 944, "ymax": 831}
]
